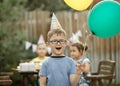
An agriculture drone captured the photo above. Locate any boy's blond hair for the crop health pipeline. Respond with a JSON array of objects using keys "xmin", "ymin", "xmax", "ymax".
[{"xmin": 47, "ymin": 29, "xmax": 67, "ymax": 41}]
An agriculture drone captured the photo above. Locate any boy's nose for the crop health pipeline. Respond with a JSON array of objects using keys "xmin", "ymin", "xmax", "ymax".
[{"xmin": 56, "ymin": 41, "xmax": 61, "ymax": 44}]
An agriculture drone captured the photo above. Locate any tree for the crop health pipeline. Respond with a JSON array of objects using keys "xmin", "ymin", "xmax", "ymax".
[
  {"xmin": 0, "ymin": 1, "xmax": 37, "ymax": 85},
  {"xmin": 0, "ymin": 0, "xmax": 36, "ymax": 71},
  {"xmin": 25, "ymin": 0, "xmax": 71, "ymax": 11}
]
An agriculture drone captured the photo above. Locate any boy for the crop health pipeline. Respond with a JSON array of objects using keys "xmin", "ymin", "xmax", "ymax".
[{"xmin": 39, "ymin": 29, "xmax": 81, "ymax": 86}]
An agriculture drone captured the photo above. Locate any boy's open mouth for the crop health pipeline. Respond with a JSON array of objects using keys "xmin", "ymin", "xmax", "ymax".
[{"xmin": 56, "ymin": 47, "xmax": 62, "ymax": 50}]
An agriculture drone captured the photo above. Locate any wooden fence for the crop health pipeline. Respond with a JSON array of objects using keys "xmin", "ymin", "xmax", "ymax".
[{"xmin": 18, "ymin": 11, "xmax": 120, "ymax": 83}]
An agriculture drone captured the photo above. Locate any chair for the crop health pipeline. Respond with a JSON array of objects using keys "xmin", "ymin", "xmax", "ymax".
[
  {"xmin": 0, "ymin": 72, "xmax": 13, "ymax": 86},
  {"xmin": 86, "ymin": 60, "xmax": 115, "ymax": 86}
]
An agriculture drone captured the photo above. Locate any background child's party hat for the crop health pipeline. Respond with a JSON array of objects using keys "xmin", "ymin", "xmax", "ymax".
[{"xmin": 37, "ymin": 34, "xmax": 45, "ymax": 44}]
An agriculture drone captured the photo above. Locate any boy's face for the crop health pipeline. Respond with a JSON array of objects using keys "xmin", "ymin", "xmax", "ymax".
[
  {"xmin": 48, "ymin": 33, "xmax": 67, "ymax": 56},
  {"xmin": 36, "ymin": 44, "xmax": 47, "ymax": 57}
]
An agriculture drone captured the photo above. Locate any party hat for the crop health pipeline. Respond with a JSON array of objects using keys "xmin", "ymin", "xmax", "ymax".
[
  {"xmin": 38, "ymin": 34, "xmax": 45, "ymax": 44},
  {"xmin": 50, "ymin": 13, "xmax": 62, "ymax": 30}
]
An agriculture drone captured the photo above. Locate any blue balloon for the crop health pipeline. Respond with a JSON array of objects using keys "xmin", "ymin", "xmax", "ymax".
[{"xmin": 88, "ymin": 1, "xmax": 120, "ymax": 38}]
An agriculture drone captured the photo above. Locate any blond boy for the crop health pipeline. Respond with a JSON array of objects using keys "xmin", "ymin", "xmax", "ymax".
[{"xmin": 39, "ymin": 29, "xmax": 81, "ymax": 86}]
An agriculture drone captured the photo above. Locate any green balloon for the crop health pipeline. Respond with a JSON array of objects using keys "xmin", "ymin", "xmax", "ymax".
[
  {"xmin": 103, "ymin": 0, "xmax": 114, "ymax": 1},
  {"xmin": 88, "ymin": 0, "xmax": 120, "ymax": 38}
]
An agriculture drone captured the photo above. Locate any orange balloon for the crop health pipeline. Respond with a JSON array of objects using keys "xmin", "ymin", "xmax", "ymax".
[{"xmin": 64, "ymin": 0, "xmax": 93, "ymax": 11}]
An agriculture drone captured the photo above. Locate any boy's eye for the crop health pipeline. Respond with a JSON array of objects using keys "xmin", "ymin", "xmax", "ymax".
[{"xmin": 49, "ymin": 39, "xmax": 66, "ymax": 44}]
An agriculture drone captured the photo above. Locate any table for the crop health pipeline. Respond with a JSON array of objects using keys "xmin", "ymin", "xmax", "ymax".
[
  {"xmin": 86, "ymin": 74, "xmax": 114, "ymax": 86},
  {"xmin": 19, "ymin": 71, "xmax": 39, "ymax": 86}
]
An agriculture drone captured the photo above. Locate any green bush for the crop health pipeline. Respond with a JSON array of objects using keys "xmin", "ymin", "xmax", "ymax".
[
  {"xmin": 0, "ymin": 1, "xmax": 36, "ymax": 85},
  {"xmin": 0, "ymin": 24, "xmax": 37, "ymax": 85},
  {"xmin": 0, "ymin": 26, "xmax": 36, "ymax": 71}
]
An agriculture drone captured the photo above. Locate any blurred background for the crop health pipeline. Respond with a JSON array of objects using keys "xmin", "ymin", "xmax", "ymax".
[{"xmin": 0, "ymin": 0, "xmax": 120, "ymax": 86}]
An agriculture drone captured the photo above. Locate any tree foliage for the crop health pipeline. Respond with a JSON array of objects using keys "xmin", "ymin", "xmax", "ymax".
[
  {"xmin": 0, "ymin": 0, "xmax": 27, "ymax": 22},
  {"xmin": 0, "ymin": 0, "xmax": 36, "ymax": 71},
  {"xmin": 25, "ymin": 0, "xmax": 71, "ymax": 11}
]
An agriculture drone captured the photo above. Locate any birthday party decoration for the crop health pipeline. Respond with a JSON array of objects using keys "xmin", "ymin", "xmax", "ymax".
[
  {"xmin": 50, "ymin": 13, "xmax": 62, "ymax": 30},
  {"xmin": 64, "ymin": 0, "xmax": 93, "ymax": 11},
  {"xmin": 38, "ymin": 34, "xmax": 45, "ymax": 44},
  {"xmin": 32, "ymin": 44, "xmax": 37, "ymax": 52},
  {"xmin": 75, "ymin": 30, "xmax": 82, "ymax": 38},
  {"xmin": 88, "ymin": 0, "xmax": 120, "ymax": 38},
  {"xmin": 25, "ymin": 41, "xmax": 32, "ymax": 50},
  {"xmin": 69, "ymin": 33, "xmax": 80, "ymax": 43}
]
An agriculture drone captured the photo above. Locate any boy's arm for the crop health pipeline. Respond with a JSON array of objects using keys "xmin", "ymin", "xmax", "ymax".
[
  {"xmin": 70, "ymin": 74, "xmax": 81, "ymax": 86},
  {"xmin": 40, "ymin": 76, "xmax": 47, "ymax": 86},
  {"xmin": 70, "ymin": 64, "xmax": 81, "ymax": 86}
]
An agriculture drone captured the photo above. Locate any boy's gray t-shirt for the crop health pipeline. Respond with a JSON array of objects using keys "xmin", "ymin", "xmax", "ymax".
[{"xmin": 39, "ymin": 56, "xmax": 76, "ymax": 86}]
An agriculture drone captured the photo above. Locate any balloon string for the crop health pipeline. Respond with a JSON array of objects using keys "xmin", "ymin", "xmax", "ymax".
[
  {"xmin": 82, "ymin": 0, "xmax": 94, "ymax": 57},
  {"xmin": 83, "ymin": 33, "xmax": 91, "ymax": 57}
]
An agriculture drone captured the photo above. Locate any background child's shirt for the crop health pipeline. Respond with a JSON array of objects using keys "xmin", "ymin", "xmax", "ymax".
[
  {"xmin": 77, "ymin": 57, "xmax": 90, "ymax": 64},
  {"xmin": 30, "ymin": 56, "xmax": 48, "ymax": 70},
  {"xmin": 76, "ymin": 57, "xmax": 91, "ymax": 86},
  {"xmin": 39, "ymin": 56, "xmax": 76, "ymax": 86},
  {"xmin": 31, "ymin": 56, "xmax": 48, "ymax": 63}
]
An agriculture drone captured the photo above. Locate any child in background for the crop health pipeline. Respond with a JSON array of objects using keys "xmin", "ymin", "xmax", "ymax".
[
  {"xmin": 30, "ymin": 42, "xmax": 48, "ymax": 86},
  {"xmin": 30, "ymin": 43, "xmax": 48, "ymax": 70},
  {"xmin": 39, "ymin": 29, "xmax": 82, "ymax": 86},
  {"xmin": 70, "ymin": 42, "xmax": 91, "ymax": 86}
]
